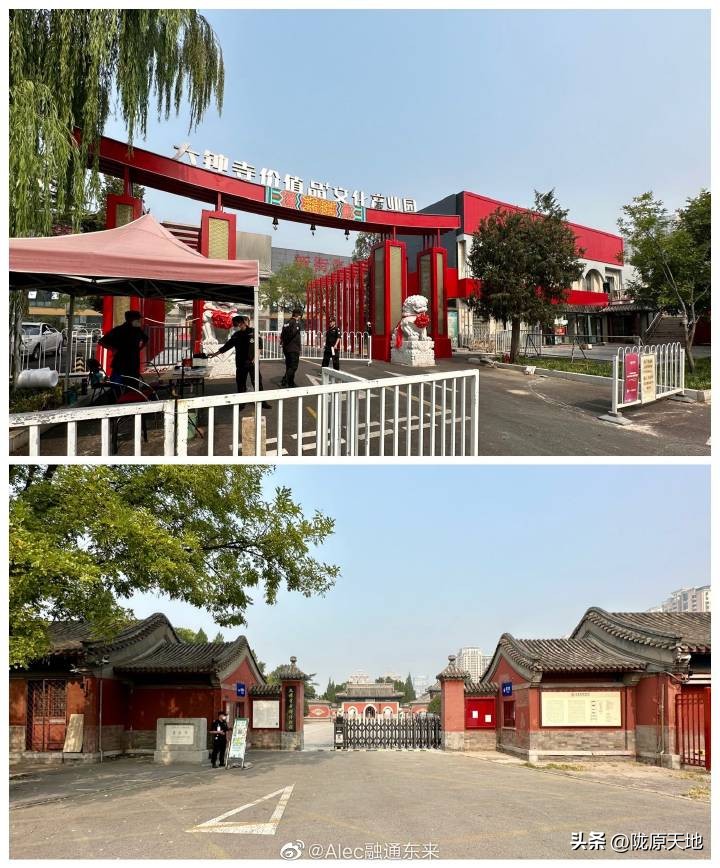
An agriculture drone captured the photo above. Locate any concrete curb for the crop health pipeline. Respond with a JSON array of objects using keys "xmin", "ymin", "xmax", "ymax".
[{"xmin": 468, "ymin": 358, "xmax": 711, "ymax": 402}]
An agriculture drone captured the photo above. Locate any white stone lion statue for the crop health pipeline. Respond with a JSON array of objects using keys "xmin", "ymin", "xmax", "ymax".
[{"xmin": 396, "ymin": 294, "xmax": 431, "ymax": 346}]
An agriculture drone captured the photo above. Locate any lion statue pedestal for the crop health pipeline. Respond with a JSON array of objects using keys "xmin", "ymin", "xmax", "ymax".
[{"xmin": 390, "ymin": 294, "xmax": 436, "ymax": 368}]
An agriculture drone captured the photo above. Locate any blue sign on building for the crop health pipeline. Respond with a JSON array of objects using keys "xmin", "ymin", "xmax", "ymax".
[
  {"xmin": 501, "ymin": 682, "xmax": 512, "ymax": 697},
  {"xmin": 236, "ymin": 682, "xmax": 246, "ymax": 697}
]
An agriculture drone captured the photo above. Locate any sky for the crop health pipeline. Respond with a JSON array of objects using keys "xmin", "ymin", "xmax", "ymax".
[
  {"xmin": 129, "ymin": 464, "xmax": 711, "ymax": 693},
  {"xmin": 102, "ymin": 8, "xmax": 710, "ymax": 257}
]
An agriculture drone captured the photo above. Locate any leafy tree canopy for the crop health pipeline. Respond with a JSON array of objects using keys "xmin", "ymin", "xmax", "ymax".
[
  {"xmin": 467, "ymin": 190, "xmax": 584, "ymax": 362},
  {"xmin": 260, "ymin": 262, "xmax": 314, "ymax": 313},
  {"xmin": 427, "ymin": 695, "xmax": 441, "ymax": 715},
  {"xmin": 9, "ymin": 9, "xmax": 225, "ymax": 381},
  {"xmin": 10, "ymin": 465, "xmax": 339, "ymax": 667},
  {"xmin": 352, "ymin": 232, "xmax": 382, "ymax": 262},
  {"xmin": 618, "ymin": 189, "xmax": 710, "ymax": 369}
]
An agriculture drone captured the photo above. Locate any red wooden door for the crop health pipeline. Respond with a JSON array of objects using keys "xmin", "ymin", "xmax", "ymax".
[{"xmin": 27, "ymin": 680, "xmax": 67, "ymax": 752}]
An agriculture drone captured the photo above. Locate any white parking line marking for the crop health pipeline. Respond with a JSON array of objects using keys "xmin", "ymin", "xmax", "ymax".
[{"xmin": 187, "ymin": 784, "xmax": 295, "ymax": 836}]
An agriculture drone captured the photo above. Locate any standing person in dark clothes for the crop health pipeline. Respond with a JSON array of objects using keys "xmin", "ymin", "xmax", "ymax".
[
  {"xmin": 210, "ymin": 315, "xmax": 271, "ymax": 409},
  {"xmin": 98, "ymin": 309, "xmax": 149, "ymax": 384},
  {"xmin": 321, "ymin": 317, "xmax": 341, "ymax": 370},
  {"xmin": 279, "ymin": 308, "xmax": 302, "ymax": 388},
  {"xmin": 210, "ymin": 711, "xmax": 229, "ymax": 768}
]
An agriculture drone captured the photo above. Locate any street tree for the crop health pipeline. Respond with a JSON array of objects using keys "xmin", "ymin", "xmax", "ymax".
[
  {"xmin": 427, "ymin": 695, "xmax": 441, "ymax": 715},
  {"xmin": 467, "ymin": 190, "xmax": 584, "ymax": 362},
  {"xmin": 404, "ymin": 673, "xmax": 416, "ymax": 702},
  {"xmin": 9, "ymin": 466, "xmax": 339, "ymax": 667},
  {"xmin": 260, "ymin": 262, "xmax": 314, "ymax": 315},
  {"xmin": 352, "ymin": 232, "xmax": 382, "ymax": 262},
  {"xmin": 9, "ymin": 9, "xmax": 225, "ymax": 381},
  {"xmin": 618, "ymin": 190, "xmax": 710, "ymax": 371}
]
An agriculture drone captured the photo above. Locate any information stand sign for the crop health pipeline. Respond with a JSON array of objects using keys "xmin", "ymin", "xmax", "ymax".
[{"xmin": 226, "ymin": 717, "xmax": 249, "ymax": 769}]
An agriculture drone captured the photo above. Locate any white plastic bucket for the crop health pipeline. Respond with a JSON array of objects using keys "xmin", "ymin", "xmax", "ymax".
[{"xmin": 16, "ymin": 368, "xmax": 60, "ymax": 389}]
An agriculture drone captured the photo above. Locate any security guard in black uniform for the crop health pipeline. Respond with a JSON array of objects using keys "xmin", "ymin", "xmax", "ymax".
[
  {"xmin": 279, "ymin": 308, "xmax": 303, "ymax": 388},
  {"xmin": 321, "ymin": 317, "xmax": 341, "ymax": 370},
  {"xmin": 211, "ymin": 315, "xmax": 271, "ymax": 408},
  {"xmin": 210, "ymin": 710, "xmax": 229, "ymax": 768}
]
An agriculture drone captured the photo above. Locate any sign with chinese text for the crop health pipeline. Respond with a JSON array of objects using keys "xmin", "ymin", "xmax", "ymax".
[
  {"xmin": 236, "ymin": 682, "xmax": 246, "ymax": 697},
  {"xmin": 501, "ymin": 682, "xmax": 513, "ymax": 697},
  {"xmin": 252, "ymin": 699, "xmax": 280, "ymax": 729},
  {"xmin": 172, "ymin": 143, "xmax": 417, "ymax": 214},
  {"xmin": 226, "ymin": 718, "xmax": 249, "ymax": 767},
  {"xmin": 164, "ymin": 723, "xmax": 195, "ymax": 745},
  {"xmin": 541, "ymin": 691, "xmax": 621, "ymax": 727},
  {"xmin": 623, "ymin": 352, "xmax": 639, "ymax": 404},
  {"xmin": 641, "ymin": 354, "xmax": 657, "ymax": 403}
]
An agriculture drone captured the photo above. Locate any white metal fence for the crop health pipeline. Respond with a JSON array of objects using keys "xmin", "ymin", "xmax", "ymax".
[
  {"xmin": 9, "ymin": 368, "xmax": 479, "ymax": 458},
  {"xmin": 13, "ymin": 328, "xmax": 102, "ymax": 377},
  {"xmin": 260, "ymin": 330, "xmax": 371, "ymax": 363},
  {"xmin": 611, "ymin": 342, "xmax": 685, "ymax": 416},
  {"xmin": 458, "ymin": 327, "xmax": 543, "ymax": 355}
]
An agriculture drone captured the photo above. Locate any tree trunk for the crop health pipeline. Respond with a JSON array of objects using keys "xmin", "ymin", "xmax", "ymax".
[
  {"xmin": 685, "ymin": 318, "xmax": 696, "ymax": 373},
  {"xmin": 509, "ymin": 318, "xmax": 521, "ymax": 363}
]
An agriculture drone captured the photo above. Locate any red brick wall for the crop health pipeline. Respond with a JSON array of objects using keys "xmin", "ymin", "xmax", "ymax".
[
  {"xmin": 307, "ymin": 703, "xmax": 333, "ymax": 719},
  {"xmin": 342, "ymin": 701, "xmax": 399, "ymax": 717},
  {"xmin": 9, "ymin": 680, "xmax": 26, "ymax": 726},
  {"xmin": 128, "ymin": 686, "xmax": 218, "ymax": 731}
]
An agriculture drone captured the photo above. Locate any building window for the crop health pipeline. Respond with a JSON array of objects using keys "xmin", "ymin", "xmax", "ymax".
[{"xmin": 503, "ymin": 700, "xmax": 516, "ymax": 728}]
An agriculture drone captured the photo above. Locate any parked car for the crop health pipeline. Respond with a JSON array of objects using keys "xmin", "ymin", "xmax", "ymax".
[{"xmin": 21, "ymin": 322, "xmax": 65, "ymax": 360}]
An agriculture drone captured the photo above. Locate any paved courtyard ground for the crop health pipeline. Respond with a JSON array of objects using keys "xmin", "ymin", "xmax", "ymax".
[
  {"xmin": 12, "ymin": 355, "xmax": 710, "ymax": 457},
  {"xmin": 9, "ymin": 751, "xmax": 710, "ymax": 859}
]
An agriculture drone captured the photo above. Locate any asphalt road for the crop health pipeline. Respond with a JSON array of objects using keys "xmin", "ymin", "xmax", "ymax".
[
  {"xmin": 12, "ymin": 356, "xmax": 710, "ymax": 457},
  {"xmin": 9, "ymin": 752, "xmax": 710, "ymax": 859}
]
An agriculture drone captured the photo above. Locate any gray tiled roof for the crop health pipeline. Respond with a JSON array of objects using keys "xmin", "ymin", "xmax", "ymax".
[
  {"xmin": 465, "ymin": 681, "xmax": 499, "ymax": 696},
  {"xmin": 47, "ymin": 614, "xmax": 173, "ymax": 654},
  {"xmin": 274, "ymin": 657, "xmax": 309, "ymax": 680},
  {"xmin": 499, "ymin": 635, "xmax": 646, "ymax": 673},
  {"xmin": 250, "ymin": 683, "xmax": 282, "ymax": 696},
  {"xmin": 336, "ymin": 683, "xmax": 404, "ymax": 700},
  {"xmin": 576, "ymin": 609, "xmax": 711, "ymax": 652},
  {"xmin": 437, "ymin": 656, "xmax": 470, "ymax": 681},
  {"xmin": 115, "ymin": 636, "xmax": 249, "ymax": 673}
]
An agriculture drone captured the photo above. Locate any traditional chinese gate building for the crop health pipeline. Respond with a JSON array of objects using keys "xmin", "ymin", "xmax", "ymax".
[{"xmin": 8, "ymin": 614, "xmax": 307, "ymax": 762}]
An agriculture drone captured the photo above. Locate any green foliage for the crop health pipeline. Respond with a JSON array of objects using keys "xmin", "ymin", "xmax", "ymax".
[
  {"xmin": 468, "ymin": 190, "xmax": 584, "ymax": 362},
  {"xmin": 261, "ymin": 262, "xmax": 314, "ymax": 313},
  {"xmin": 618, "ymin": 190, "xmax": 710, "ymax": 369},
  {"xmin": 404, "ymin": 673, "xmax": 416, "ymax": 702},
  {"xmin": 427, "ymin": 695, "xmax": 441, "ymax": 715},
  {"xmin": 9, "ymin": 466, "xmax": 339, "ymax": 667},
  {"xmin": 352, "ymin": 232, "xmax": 382, "ymax": 262},
  {"xmin": 213, "ymin": 630, "xmax": 225, "ymax": 643},
  {"xmin": 9, "ymin": 9, "xmax": 224, "ymax": 381},
  {"xmin": 195, "ymin": 627, "xmax": 208, "ymax": 643},
  {"xmin": 175, "ymin": 627, "xmax": 198, "ymax": 643},
  {"xmin": 9, "ymin": 386, "xmax": 64, "ymax": 414}
]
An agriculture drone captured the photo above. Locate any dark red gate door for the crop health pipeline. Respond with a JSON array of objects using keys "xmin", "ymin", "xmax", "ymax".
[
  {"xmin": 676, "ymin": 688, "xmax": 710, "ymax": 770},
  {"xmin": 27, "ymin": 680, "xmax": 67, "ymax": 752}
]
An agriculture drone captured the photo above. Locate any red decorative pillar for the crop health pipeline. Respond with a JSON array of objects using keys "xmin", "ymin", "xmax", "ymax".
[
  {"xmin": 278, "ymin": 656, "xmax": 306, "ymax": 751},
  {"xmin": 417, "ymin": 246, "xmax": 452, "ymax": 359},
  {"xmin": 369, "ymin": 239, "xmax": 407, "ymax": 362},
  {"xmin": 438, "ymin": 655, "xmax": 468, "ymax": 751},
  {"xmin": 196, "ymin": 208, "xmax": 237, "ymax": 352}
]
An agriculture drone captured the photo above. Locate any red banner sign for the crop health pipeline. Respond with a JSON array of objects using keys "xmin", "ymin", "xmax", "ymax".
[{"xmin": 623, "ymin": 352, "xmax": 639, "ymax": 404}]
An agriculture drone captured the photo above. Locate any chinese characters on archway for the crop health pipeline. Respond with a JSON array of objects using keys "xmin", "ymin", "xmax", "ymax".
[{"xmin": 172, "ymin": 143, "xmax": 417, "ymax": 213}]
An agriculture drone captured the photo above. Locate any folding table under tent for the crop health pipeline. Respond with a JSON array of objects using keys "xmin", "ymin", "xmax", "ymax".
[{"xmin": 10, "ymin": 213, "xmax": 261, "ymax": 391}]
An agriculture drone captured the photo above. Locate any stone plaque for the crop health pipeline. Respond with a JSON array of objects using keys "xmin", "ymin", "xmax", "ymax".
[
  {"xmin": 63, "ymin": 713, "xmax": 84, "ymax": 753},
  {"xmin": 165, "ymin": 723, "xmax": 195, "ymax": 745},
  {"xmin": 541, "ymin": 691, "xmax": 621, "ymax": 727},
  {"xmin": 253, "ymin": 699, "xmax": 280, "ymax": 729}
]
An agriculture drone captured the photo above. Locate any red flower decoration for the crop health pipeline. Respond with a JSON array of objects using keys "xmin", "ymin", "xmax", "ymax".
[
  {"xmin": 414, "ymin": 313, "xmax": 430, "ymax": 329},
  {"xmin": 210, "ymin": 309, "xmax": 234, "ymax": 330}
]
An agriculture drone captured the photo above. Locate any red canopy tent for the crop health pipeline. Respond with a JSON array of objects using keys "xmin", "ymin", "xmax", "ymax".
[
  {"xmin": 10, "ymin": 214, "xmax": 261, "ymax": 392},
  {"xmin": 9, "ymin": 213, "xmax": 259, "ymax": 301}
]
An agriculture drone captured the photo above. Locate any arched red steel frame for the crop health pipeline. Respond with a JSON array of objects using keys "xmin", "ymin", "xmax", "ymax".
[{"xmin": 87, "ymin": 133, "xmax": 460, "ymax": 237}]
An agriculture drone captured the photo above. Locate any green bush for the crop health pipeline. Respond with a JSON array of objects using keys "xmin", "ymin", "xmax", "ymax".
[{"xmin": 9, "ymin": 386, "xmax": 64, "ymax": 414}]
